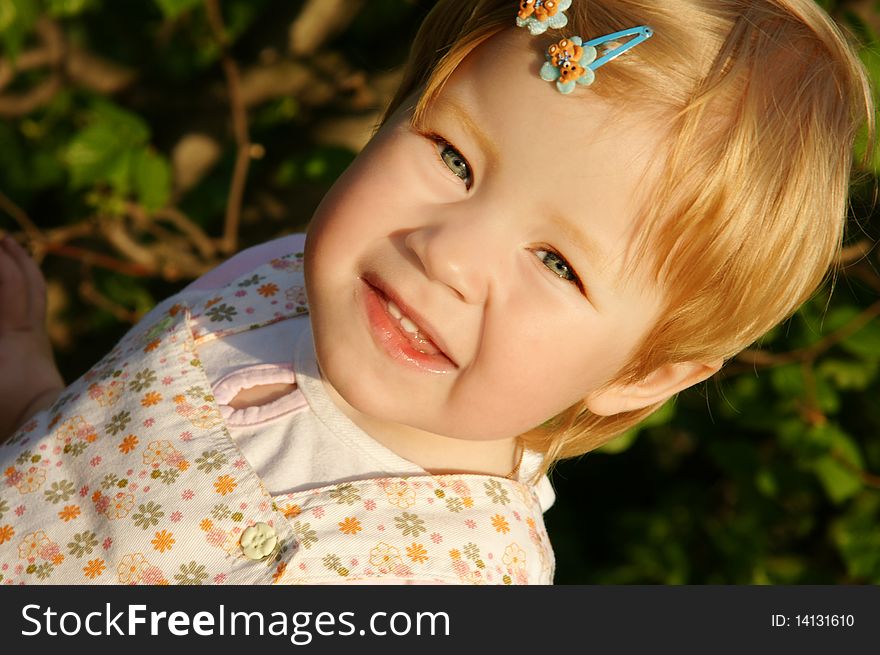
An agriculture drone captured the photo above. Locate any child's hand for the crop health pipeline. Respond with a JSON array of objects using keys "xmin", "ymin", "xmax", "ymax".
[{"xmin": 0, "ymin": 235, "xmax": 64, "ymax": 441}]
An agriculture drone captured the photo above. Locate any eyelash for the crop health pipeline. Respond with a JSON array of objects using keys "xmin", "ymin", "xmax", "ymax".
[
  {"xmin": 533, "ymin": 248, "xmax": 586, "ymax": 294},
  {"xmin": 421, "ymin": 132, "xmax": 585, "ymax": 296},
  {"xmin": 425, "ymin": 132, "xmax": 473, "ymax": 189}
]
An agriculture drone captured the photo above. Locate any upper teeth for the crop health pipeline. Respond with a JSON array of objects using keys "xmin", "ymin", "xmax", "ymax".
[{"xmin": 387, "ymin": 300, "xmax": 421, "ymax": 335}]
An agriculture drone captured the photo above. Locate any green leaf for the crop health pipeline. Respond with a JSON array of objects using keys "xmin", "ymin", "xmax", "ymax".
[
  {"xmin": 842, "ymin": 10, "xmax": 877, "ymax": 45},
  {"xmin": 598, "ymin": 400, "xmax": 675, "ymax": 454},
  {"xmin": 852, "ymin": 17, "xmax": 880, "ymax": 174},
  {"xmin": 29, "ymin": 149, "xmax": 65, "ymax": 189},
  {"xmin": 90, "ymin": 101, "xmax": 151, "ymax": 146},
  {"xmin": 46, "ymin": 0, "xmax": 95, "ymax": 17},
  {"xmin": 770, "ymin": 364, "xmax": 805, "ymax": 398},
  {"xmin": 652, "ymin": 399, "xmax": 676, "ymax": 424},
  {"xmin": 823, "ymin": 305, "xmax": 860, "ymax": 333},
  {"xmin": 154, "ymin": 0, "xmax": 203, "ymax": 20},
  {"xmin": 0, "ymin": 1, "xmax": 17, "ymax": 33},
  {"xmin": 818, "ymin": 358, "xmax": 879, "ymax": 391},
  {"xmin": 755, "ymin": 467, "xmax": 778, "ymax": 497},
  {"xmin": 0, "ymin": 0, "xmax": 39, "ymax": 61},
  {"xmin": 814, "ymin": 455, "xmax": 862, "ymax": 503},
  {"xmin": 838, "ymin": 314, "xmax": 880, "ymax": 359},
  {"xmin": 105, "ymin": 149, "xmax": 134, "ymax": 196},
  {"xmin": 65, "ymin": 123, "xmax": 128, "ymax": 188},
  {"xmin": 810, "ymin": 426, "xmax": 864, "ymax": 504},
  {"xmin": 98, "ymin": 272, "xmax": 156, "ymax": 316},
  {"xmin": 831, "ymin": 496, "xmax": 880, "ymax": 581},
  {"xmin": 65, "ymin": 102, "xmax": 151, "ymax": 190},
  {"xmin": 853, "ymin": 121, "xmax": 880, "ymax": 175},
  {"xmin": 598, "ymin": 429, "xmax": 639, "ymax": 454},
  {"xmin": 132, "ymin": 148, "xmax": 171, "ymax": 212}
]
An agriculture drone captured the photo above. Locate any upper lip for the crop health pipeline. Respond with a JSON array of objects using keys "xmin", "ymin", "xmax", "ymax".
[{"xmin": 362, "ymin": 272, "xmax": 459, "ymax": 368}]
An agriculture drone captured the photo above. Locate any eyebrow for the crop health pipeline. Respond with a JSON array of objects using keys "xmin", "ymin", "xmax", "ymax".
[{"xmin": 416, "ymin": 98, "xmax": 500, "ymax": 165}]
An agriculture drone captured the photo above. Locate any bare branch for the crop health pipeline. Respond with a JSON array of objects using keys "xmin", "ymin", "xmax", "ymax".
[
  {"xmin": 42, "ymin": 242, "xmax": 155, "ymax": 278},
  {"xmin": 0, "ymin": 19, "xmax": 64, "ymax": 91},
  {"xmin": 830, "ymin": 448, "xmax": 880, "ymax": 490},
  {"xmin": 839, "ymin": 239, "xmax": 874, "ymax": 265},
  {"xmin": 66, "ymin": 46, "xmax": 136, "ymax": 94},
  {"xmin": 154, "ymin": 207, "xmax": 218, "ymax": 260},
  {"xmin": 0, "ymin": 74, "xmax": 63, "ymax": 117},
  {"xmin": 237, "ymin": 59, "xmax": 334, "ymax": 107},
  {"xmin": 0, "ymin": 189, "xmax": 45, "ymax": 247},
  {"xmin": 720, "ymin": 297, "xmax": 880, "ymax": 379},
  {"xmin": 78, "ymin": 275, "xmax": 141, "ymax": 324},
  {"xmin": 204, "ymin": 0, "xmax": 251, "ymax": 257},
  {"xmin": 289, "ymin": 0, "xmax": 365, "ymax": 56}
]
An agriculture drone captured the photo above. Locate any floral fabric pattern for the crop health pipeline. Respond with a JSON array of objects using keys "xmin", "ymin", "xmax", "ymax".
[
  {"xmin": 272, "ymin": 476, "xmax": 553, "ymax": 584},
  {"xmin": 0, "ymin": 248, "xmax": 554, "ymax": 584}
]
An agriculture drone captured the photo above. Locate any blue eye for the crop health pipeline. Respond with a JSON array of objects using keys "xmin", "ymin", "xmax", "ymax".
[
  {"xmin": 534, "ymin": 249, "xmax": 583, "ymax": 290},
  {"xmin": 440, "ymin": 145, "xmax": 469, "ymax": 180},
  {"xmin": 435, "ymin": 139, "xmax": 472, "ymax": 188}
]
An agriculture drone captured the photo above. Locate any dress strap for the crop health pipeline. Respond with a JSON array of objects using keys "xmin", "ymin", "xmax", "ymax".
[{"xmin": 212, "ymin": 363, "xmax": 308, "ymax": 427}]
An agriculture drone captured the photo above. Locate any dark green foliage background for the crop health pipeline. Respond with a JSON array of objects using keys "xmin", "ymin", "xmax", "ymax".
[{"xmin": 1, "ymin": 0, "xmax": 878, "ymax": 583}]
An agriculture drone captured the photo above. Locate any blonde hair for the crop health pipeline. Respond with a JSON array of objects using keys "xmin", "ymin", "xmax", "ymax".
[{"xmin": 382, "ymin": 0, "xmax": 875, "ymax": 472}]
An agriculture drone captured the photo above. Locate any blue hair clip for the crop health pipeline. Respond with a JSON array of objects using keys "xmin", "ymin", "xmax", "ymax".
[{"xmin": 538, "ymin": 26, "xmax": 653, "ymax": 94}]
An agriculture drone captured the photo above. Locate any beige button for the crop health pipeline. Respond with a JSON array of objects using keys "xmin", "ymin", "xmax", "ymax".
[{"xmin": 240, "ymin": 522, "xmax": 278, "ymax": 561}]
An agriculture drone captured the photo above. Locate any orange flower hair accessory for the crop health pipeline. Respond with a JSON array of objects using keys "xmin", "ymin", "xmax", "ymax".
[
  {"xmin": 516, "ymin": 0, "xmax": 571, "ymax": 35},
  {"xmin": 539, "ymin": 26, "xmax": 653, "ymax": 94}
]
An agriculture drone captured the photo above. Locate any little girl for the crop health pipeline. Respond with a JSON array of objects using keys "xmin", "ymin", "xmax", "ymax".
[{"xmin": 0, "ymin": 0, "xmax": 873, "ymax": 584}]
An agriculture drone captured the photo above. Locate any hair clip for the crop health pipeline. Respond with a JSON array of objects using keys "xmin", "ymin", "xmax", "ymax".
[
  {"xmin": 516, "ymin": 0, "xmax": 572, "ymax": 35},
  {"xmin": 539, "ymin": 26, "xmax": 653, "ymax": 94}
]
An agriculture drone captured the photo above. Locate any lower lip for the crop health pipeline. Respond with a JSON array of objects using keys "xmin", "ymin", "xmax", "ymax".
[{"xmin": 360, "ymin": 279, "xmax": 456, "ymax": 374}]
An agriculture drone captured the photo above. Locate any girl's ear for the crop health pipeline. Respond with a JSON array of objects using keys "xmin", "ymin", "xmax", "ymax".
[{"xmin": 583, "ymin": 359, "xmax": 723, "ymax": 417}]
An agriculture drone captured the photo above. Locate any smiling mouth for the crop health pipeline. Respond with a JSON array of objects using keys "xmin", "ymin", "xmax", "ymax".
[
  {"xmin": 360, "ymin": 277, "xmax": 458, "ymax": 373},
  {"xmin": 383, "ymin": 296, "xmax": 444, "ymax": 355}
]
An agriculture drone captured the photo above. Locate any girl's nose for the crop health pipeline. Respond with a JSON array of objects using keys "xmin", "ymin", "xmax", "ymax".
[{"xmin": 404, "ymin": 219, "xmax": 497, "ymax": 305}]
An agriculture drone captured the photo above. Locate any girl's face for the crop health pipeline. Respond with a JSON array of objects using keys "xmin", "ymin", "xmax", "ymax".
[{"xmin": 305, "ymin": 29, "xmax": 666, "ymax": 442}]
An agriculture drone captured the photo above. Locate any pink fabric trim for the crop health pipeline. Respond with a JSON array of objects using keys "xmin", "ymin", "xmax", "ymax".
[
  {"xmin": 185, "ymin": 233, "xmax": 307, "ymax": 291},
  {"xmin": 212, "ymin": 363, "xmax": 308, "ymax": 427}
]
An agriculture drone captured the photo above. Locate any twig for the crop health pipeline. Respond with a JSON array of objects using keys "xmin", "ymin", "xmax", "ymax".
[
  {"xmin": 848, "ymin": 263, "xmax": 880, "ymax": 293},
  {"xmin": 0, "ymin": 73, "xmax": 62, "ymax": 117},
  {"xmin": 78, "ymin": 275, "xmax": 141, "ymax": 324},
  {"xmin": 839, "ymin": 239, "xmax": 873, "ymax": 265},
  {"xmin": 830, "ymin": 449, "xmax": 880, "ymax": 490},
  {"xmin": 0, "ymin": 189, "xmax": 45, "ymax": 246},
  {"xmin": 798, "ymin": 298, "xmax": 880, "ymax": 360},
  {"xmin": 42, "ymin": 242, "xmax": 155, "ymax": 277},
  {"xmin": 0, "ymin": 218, "xmax": 153, "ymax": 277},
  {"xmin": 288, "ymin": 0, "xmax": 365, "ymax": 56},
  {"xmin": 100, "ymin": 216, "xmax": 160, "ymax": 269},
  {"xmin": 204, "ymin": 0, "xmax": 250, "ymax": 256},
  {"xmin": 0, "ymin": 20, "xmax": 65, "ymax": 118},
  {"xmin": 154, "ymin": 207, "xmax": 217, "ymax": 260},
  {"xmin": 798, "ymin": 360, "xmax": 825, "ymax": 426},
  {"xmin": 720, "ymin": 297, "xmax": 880, "ymax": 379},
  {"xmin": 0, "ymin": 19, "xmax": 64, "ymax": 90}
]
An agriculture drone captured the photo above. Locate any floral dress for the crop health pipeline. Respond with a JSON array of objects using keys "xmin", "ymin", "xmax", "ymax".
[{"xmin": 0, "ymin": 249, "xmax": 555, "ymax": 585}]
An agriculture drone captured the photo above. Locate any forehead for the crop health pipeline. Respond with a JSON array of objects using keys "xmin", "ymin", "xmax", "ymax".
[{"xmin": 420, "ymin": 28, "xmax": 667, "ymax": 291}]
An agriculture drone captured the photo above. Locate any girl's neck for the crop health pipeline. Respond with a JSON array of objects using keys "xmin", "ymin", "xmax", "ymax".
[{"xmin": 319, "ymin": 377, "xmax": 520, "ymax": 478}]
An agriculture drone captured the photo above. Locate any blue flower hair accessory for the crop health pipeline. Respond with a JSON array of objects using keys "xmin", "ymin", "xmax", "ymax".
[
  {"xmin": 538, "ymin": 26, "xmax": 653, "ymax": 94},
  {"xmin": 516, "ymin": 0, "xmax": 572, "ymax": 35}
]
